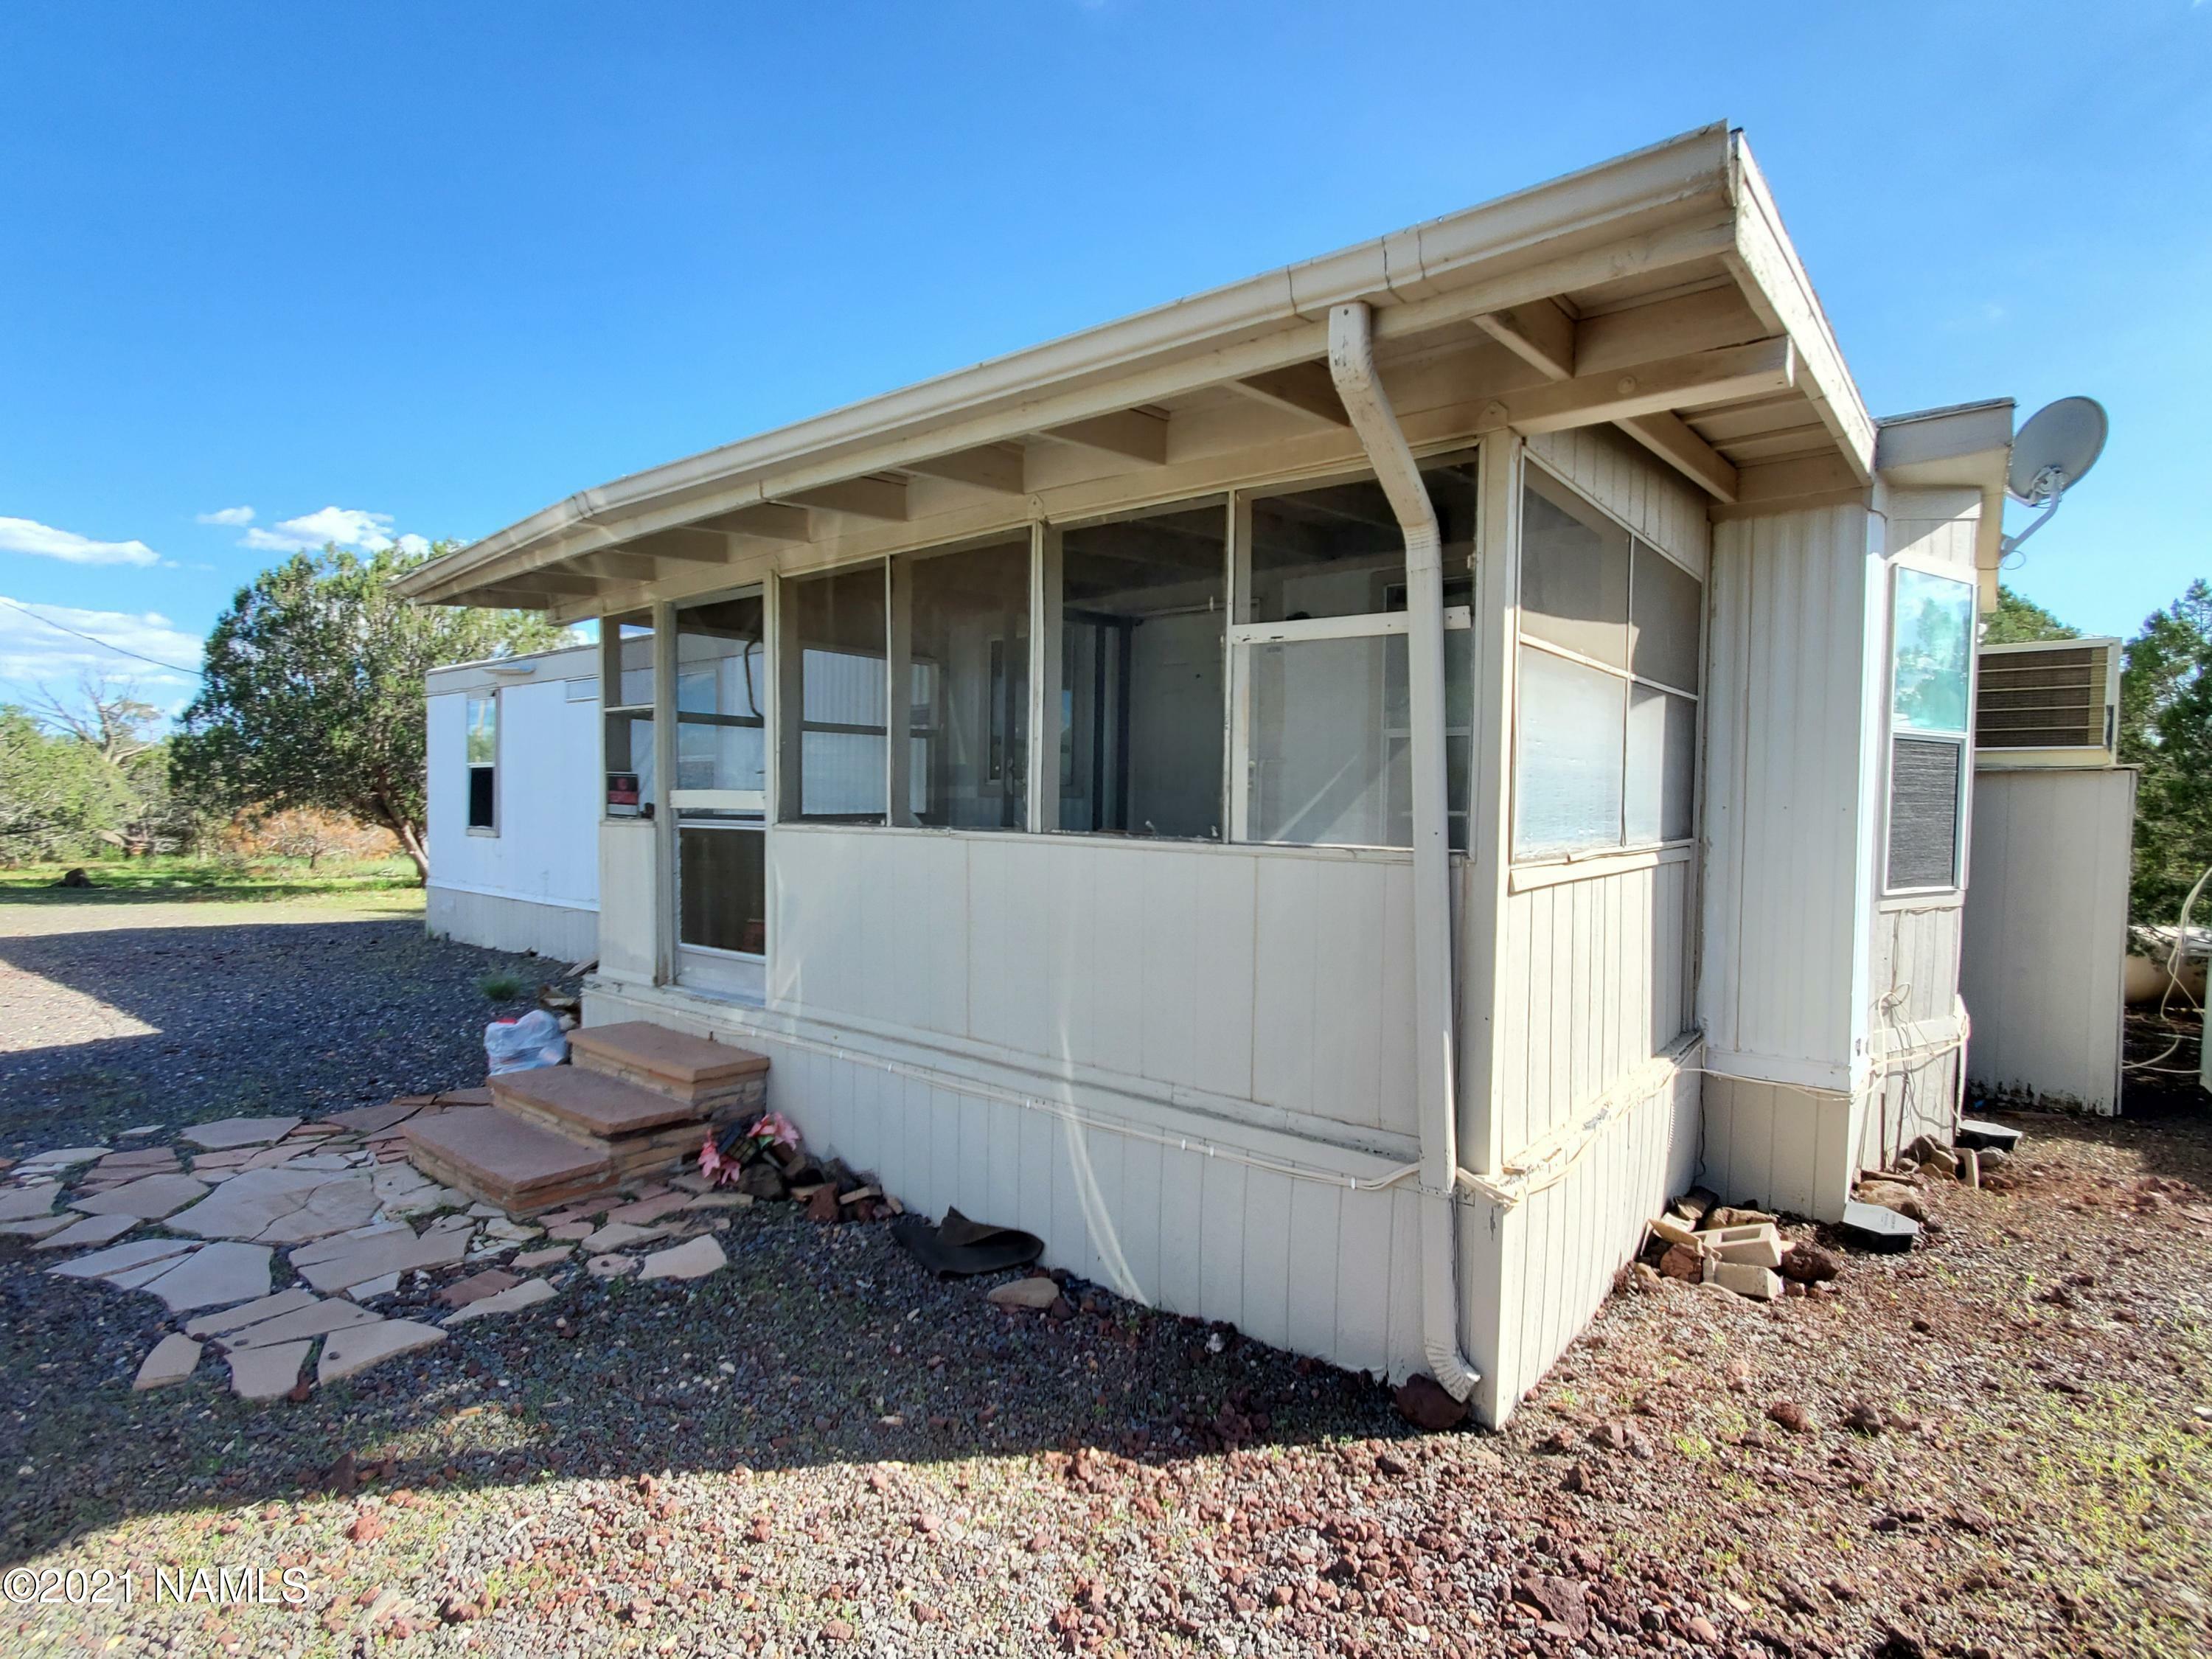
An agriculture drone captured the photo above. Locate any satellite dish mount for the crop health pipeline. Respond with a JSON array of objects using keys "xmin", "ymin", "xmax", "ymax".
[{"xmin": 2000, "ymin": 396, "xmax": 2108, "ymax": 562}]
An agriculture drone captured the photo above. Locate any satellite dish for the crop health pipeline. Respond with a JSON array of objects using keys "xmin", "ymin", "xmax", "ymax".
[{"xmin": 2008, "ymin": 396, "xmax": 2107, "ymax": 506}]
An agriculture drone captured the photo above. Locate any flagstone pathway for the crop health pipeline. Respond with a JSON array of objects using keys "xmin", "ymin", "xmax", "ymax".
[{"xmin": 1, "ymin": 1094, "xmax": 738, "ymax": 1402}]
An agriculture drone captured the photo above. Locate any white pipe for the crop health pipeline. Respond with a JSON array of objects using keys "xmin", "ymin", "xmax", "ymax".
[{"xmin": 1327, "ymin": 302, "xmax": 1481, "ymax": 1404}]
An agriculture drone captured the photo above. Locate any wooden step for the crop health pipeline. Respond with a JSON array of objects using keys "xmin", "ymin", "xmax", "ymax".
[
  {"xmin": 405, "ymin": 1107, "xmax": 614, "ymax": 1214},
  {"xmin": 491, "ymin": 1065, "xmax": 703, "ymax": 1145},
  {"xmin": 570, "ymin": 1020, "xmax": 770, "ymax": 1108}
]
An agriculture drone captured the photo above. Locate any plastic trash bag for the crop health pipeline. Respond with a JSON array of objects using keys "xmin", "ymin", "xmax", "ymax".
[{"xmin": 485, "ymin": 1009, "xmax": 568, "ymax": 1074}]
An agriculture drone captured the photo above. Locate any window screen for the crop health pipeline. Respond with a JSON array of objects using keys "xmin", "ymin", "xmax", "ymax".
[
  {"xmin": 782, "ymin": 564, "xmax": 889, "ymax": 822},
  {"xmin": 1512, "ymin": 465, "xmax": 1702, "ymax": 859},
  {"xmin": 907, "ymin": 538, "xmax": 1030, "ymax": 830},
  {"xmin": 1887, "ymin": 737, "xmax": 1962, "ymax": 890},
  {"xmin": 678, "ymin": 824, "xmax": 766, "ymax": 955}
]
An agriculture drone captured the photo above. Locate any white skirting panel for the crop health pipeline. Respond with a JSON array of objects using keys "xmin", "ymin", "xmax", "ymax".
[
  {"xmin": 1698, "ymin": 1071, "xmax": 1860, "ymax": 1222},
  {"xmin": 1960, "ymin": 768, "xmax": 2134, "ymax": 1113},
  {"xmin": 425, "ymin": 885, "xmax": 599, "ymax": 961},
  {"xmin": 1479, "ymin": 1064, "xmax": 1701, "ymax": 1420},
  {"xmin": 582, "ymin": 981, "xmax": 1436, "ymax": 1384},
  {"xmin": 1495, "ymin": 858, "xmax": 1696, "ymax": 1162}
]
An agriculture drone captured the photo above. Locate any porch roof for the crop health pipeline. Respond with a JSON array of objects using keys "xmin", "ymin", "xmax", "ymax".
[{"xmin": 397, "ymin": 122, "xmax": 1883, "ymax": 618}]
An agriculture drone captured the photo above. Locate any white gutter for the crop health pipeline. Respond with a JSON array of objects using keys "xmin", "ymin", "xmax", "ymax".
[
  {"xmin": 1327, "ymin": 301, "xmax": 1480, "ymax": 1403},
  {"xmin": 397, "ymin": 124, "xmax": 1742, "ymax": 603}
]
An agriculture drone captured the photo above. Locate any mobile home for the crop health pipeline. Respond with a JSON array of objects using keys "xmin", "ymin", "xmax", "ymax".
[{"xmin": 404, "ymin": 125, "xmax": 2017, "ymax": 1424}]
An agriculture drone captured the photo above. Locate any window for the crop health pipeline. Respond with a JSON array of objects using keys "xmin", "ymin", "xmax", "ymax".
[
  {"xmin": 903, "ymin": 537, "xmax": 1030, "ymax": 830},
  {"xmin": 1885, "ymin": 566, "xmax": 1975, "ymax": 891},
  {"xmin": 779, "ymin": 563, "xmax": 890, "ymax": 823},
  {"xmin": 1512, "ymin": 465, "xmax": 1701, "ymax": 859},
  {"xmin": 1058, "ymin": 501, "xmax": 1226, "ymax": 840},
  {"xmin": 1237, "ymin": 464, "xmax": 1477, "ymax": 850},
  {"xmin": 602, "ymin": 615, "xmax": 655, "ymax": 814},
  {"xmin": 465, "ymin": 691, "xmax": 497, "ymax": 831}
]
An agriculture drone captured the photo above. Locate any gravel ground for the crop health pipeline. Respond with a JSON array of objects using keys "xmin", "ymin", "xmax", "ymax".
[
  {"xmin": 3, "ymin": 897, "xmax": 2211, "ymax": 1658},
  {"xmin": 0, "ymin": 892, "xmax": 562, "ymax": 1155}
]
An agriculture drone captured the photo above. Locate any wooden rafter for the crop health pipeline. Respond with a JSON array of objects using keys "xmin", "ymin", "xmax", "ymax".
[
  {"xmin": 901, "ymin": 444, "xmax": 1028, "ymax": 495},
  {"xmin": 1473, "ymin": 300, "xmax": 1577, "ymax": 381},
  {"xmin": 775, "ymin": 476, "xmax": 910, "ymax": 521},
  {"xmin": 1226, "ymin": 362, "xmax": 1349, "ymax": 427},
  {"xmin": 695, "ymin": 502, "xmax": 814, "ymax": 541},
  {"xmin": 1037, "ymin": 408, "xmax": 1169, "ymax": 465}
]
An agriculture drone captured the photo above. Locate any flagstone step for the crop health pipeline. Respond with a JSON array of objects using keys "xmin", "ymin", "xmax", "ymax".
[
  {"xmin": 404, "ymin": 1107, "xmax": 615, "ymax": 1214},
  {"xmin": 490, "ymin": 1065, "xmax": 706, "ymax": 1144},
  {"xmin": 570, "ymin": 1021, "xmax": 770, "ymax": 1109}
]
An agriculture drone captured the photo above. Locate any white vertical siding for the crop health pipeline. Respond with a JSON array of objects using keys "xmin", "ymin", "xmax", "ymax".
[
  {"xmin": 425, "ymin": 675, "xmax": 601, "ymax": 915},
  {"xmin": 1495, "ymin": 858, "xmax": 1696, "ymax": 1161},
  {"xmin": 1700, "ymin": 502, "xmax": 1875, "ymax": 1082},
  {"xmin": 1525, "ymin": 425, "xmax": 1711, "ymax": 575},
  {"xmin": 1476, "ymin": 1066, "xmax": 1701, "ymax": 1416},
  {"xmin": 768, "ymin": 828, "xmax": 1421, "ymax": 1145},
  {"xmin": 580, "ymin": 981, "xmax": 1433, "ymax": 1382},
  {"xmin": 1961, "ymin": 768, "xmax": 2135, "ymax": 1113}
]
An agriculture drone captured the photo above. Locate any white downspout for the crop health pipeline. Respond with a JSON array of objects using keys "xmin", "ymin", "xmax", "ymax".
[{"xmin": 1327, "ymin": 301, "xmax": 1481, "ymax": 1403}]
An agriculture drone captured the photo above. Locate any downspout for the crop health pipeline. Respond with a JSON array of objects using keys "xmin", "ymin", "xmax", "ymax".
[{"xmin": 1328, "ymin": 302, "xmax": 1481, "ymax": 1403}]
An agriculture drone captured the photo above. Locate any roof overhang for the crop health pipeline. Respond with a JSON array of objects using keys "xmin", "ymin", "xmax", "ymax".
[
  {"xmin": 397, "ymin": 122, "xmax": 1879, "ymax": 614},
  {"xmin": 1874, "ymin": 398, "xmax": 2017, "ymax": 608}
]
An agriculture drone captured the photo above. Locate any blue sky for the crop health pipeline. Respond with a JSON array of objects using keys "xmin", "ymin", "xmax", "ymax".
[{"xmin": 1, "ymin": 1, "xmax": 2206, "ymax": 714}]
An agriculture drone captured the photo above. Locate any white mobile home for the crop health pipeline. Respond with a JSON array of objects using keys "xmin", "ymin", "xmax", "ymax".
[
  {"xmin": 400, "ymin": 125, "xmax": 2019, "ymax": 1424},
  {"xmin": 424, "ymin": 644, "xmax": 602, "ymax": 961}
]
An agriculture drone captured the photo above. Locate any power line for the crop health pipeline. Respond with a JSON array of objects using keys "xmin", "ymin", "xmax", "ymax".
[{"xmin": 0, "ymin": 595, "xmax": 202, "ymax": 676}]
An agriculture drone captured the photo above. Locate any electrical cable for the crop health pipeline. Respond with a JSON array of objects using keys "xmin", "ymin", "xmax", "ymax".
[{"xmin": 0, "ymin": 595, "xmax": 201, "ymax": 676}]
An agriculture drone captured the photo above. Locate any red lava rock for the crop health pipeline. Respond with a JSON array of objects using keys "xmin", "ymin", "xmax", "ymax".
[
  {"xmin": 346, "ymin": 1512, "xmax": 386, "ymax": 1544},
  {"xmin": 1392, "ymin": 1374, "xmax": 1469, "ymax": 1432},
  {"xmin": 1658, "ymin": 1242, "xmax": 1705, "ymax": 1281},
  {"xmin": 439, "ymin": 1596, "xmax": 481, "ymax": 1624},
  {"xmin": 1781, "ymin": 1241, "xmax": 1842, "ymax": 1283},
  {"xmin": 1843, "ymin": 1402, "xmax": 1885, "ymax": 1433},
  {"xmin": 1766, "ymin": 1400, "xmax": 1811, "ymax": 1433},
  {"xmin": 806, "ymin": 1187, "xmax": 841, "ymax": 1224},
  {"xmin": 822, "ymin": 1618, "xmax": 854, "ymax": 1641},
  {"xmin": 1514, "ymin": 1574, "xmax": 1591, "ymax": 1640}
]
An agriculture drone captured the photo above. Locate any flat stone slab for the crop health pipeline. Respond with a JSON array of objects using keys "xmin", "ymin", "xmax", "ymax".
[
  {"xmin": 570, "ymin": 1020, "xmax": 768, "ymax": 1085},
  {"xmin": 229, "ymin": 1340, "xmax": 310, "ymax": 1401},
  {"xmin": 606, "ymin": 1192, "xmax": 692, "ymax": 1227},
  {"xmin": 318, "ymin": 1318, "xmax": 444, "ymax": 1384},
  {"xmin": 72, "ymin": 1173, "xmax": 210, "ymax": 1220},
  {"xmin": 133, "ymin": 1334, "xmax": 204, "ymax": 1391},
  {"xmin": 0, "ymin": 1185, "xmax": 61, "ymax": 1222},
  {"xmin": 32, "ymin": 1214, "xmax": 139, "ymax": 1251},
  {"xmin": 21, "ymin": 1147, "xmax": 108, "ymax": 1169},
  {"xmin": 578, "ymin": 1221, "xmax": 667, "ymax": 1253},
  {"xmin": 50, "ymin": 1237, "xmax": 199, "ymax": 1280},
  {"xmin": 293, "ymin": 1221, "xmax": 473, "ymax": 1293},
  {"xmin": 492, "ymin": 1065, "xmax": 701, "ymax": 1138},
  {"xmin": 1840, "ymin": 1199, "xmax": 1921, "ymax": 1251},
  {"xmin": 511, "ymin": 1245, "xmax": 571, "ymax": 1270},
  {"xmin": 0, "ymin": 1214, "xmax": 80, "ymax": 1239},
  {"xmin": 224, "ymin": 1297, "xmax": 383, "ymax": 1350},
  {"xmin": 318, "ymin": 1099, "xmax": 425, "ymax": 1137},
  {"xmin": 443, "ymin": 1278, "xmax": 557, "ymax": 1324},
  {"xmin": 168, "ymin": 1166, "xmax": 334, "ymax": 1239},
  {"xmin": 585, "ymin": 1254, "xmax": 636, "ymax": 1279},
  {"xmin": 184, "ymin": 1287, "xmax": 320, "ymax": 1337},
  {"xmin": 181, "ymin": 1116, "xmax": 301, "ymax": 1151},
  {"xmin": 437, "ymin": 1268, "xmax": 520, "ymax": 1309},
  {"xmin": 253, "ymin": 1178, "xmax": 381, "ymax": 1244},
  {"xmin": 639, "ymin": 1235, "xmax": 727, "ymax": 1282},
  {"xmin": 140, "ymin": 1242, "xmax": 274, "ymax": 1312},
  {"xmin": 347, "ymin": 1273, "xmax": 403, "ymax": 1300}
]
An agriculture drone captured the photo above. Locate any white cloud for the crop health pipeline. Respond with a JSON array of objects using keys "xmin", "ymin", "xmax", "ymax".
[
  {"xmin": 240, "ymin": 504, "xmax": 417, "ymax": 554},
  {"xmin": 0, "ymin": 515, "xmax": 161, "ymax": 568},
  {"xmin": 395, "ymin": 532, "xmax": 431, "ymax": 557},
  {"xmin": 196, "ymin": 505, "xmax": 255, "ymax": 526},
  {"xmin": 0, "ymin": 595, "xmax": 203, "ymax": 692}
]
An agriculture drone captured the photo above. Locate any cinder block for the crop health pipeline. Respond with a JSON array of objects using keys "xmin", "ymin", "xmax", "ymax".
[
  {"xmin": 1701, "ymin": 1258, "xmax": 1782, "ymax": 1300},
  {"xmin": 1694, "ymin": 1222, "xmax": 1783, "ymax": 1269}
]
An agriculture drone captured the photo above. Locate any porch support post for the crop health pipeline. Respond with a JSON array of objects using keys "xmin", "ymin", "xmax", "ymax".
[
  {"xmin": 1026, "ymin": 521, "xmax": 1062, "ymax": 834},
  {"xmin": 651, "ymin": 599, "xmax": 679, "ymax": 985},
  {"xmin": 1464, "ymin": 431, "xmax": 1524, "ymax": 1176},
  {"xmin": 886, "ymin": 557, "xmax": 914, "ymax": 826}
]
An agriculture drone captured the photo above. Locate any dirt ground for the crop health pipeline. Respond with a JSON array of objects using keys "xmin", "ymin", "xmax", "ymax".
[{"xmin": 3, "ymin": 897, "xmax": 2209, "ymax": 1658}]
